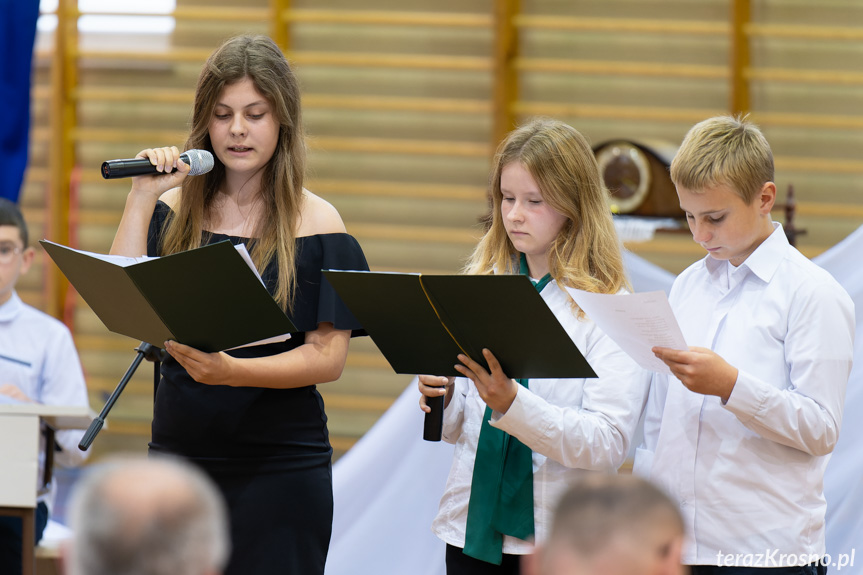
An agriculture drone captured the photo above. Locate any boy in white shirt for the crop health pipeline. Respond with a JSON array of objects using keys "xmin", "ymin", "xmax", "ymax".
[
  {"xmin": 0, "ymin": 198, "xmax": 90, "ymax": 575},
  {"xmin": 634, "ymin": 116, "xmax": 854, "ymax": 575}
]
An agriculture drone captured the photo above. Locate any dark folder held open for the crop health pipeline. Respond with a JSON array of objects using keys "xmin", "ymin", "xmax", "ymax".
[
  {"xmin": 323, "ymin": 271, "xmax": 596, "ymax": 379},
  {"xmin": 41, "ymin": 240, "xmax": 296, "ymax": 352}
]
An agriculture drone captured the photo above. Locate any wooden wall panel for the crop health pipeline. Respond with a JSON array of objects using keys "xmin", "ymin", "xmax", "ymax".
[{"xmin": 24, "ymin": 0, "xmax": 863, "ymax": 462}]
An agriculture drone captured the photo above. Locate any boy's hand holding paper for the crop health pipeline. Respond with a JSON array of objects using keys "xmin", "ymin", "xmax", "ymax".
[{"xmin": 652, "ymin": 346, "xmax": 739, "ymax": 401}]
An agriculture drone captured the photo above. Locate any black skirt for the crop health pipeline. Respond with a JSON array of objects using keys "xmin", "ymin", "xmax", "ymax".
[{"xmin": 147, "ymin": 206, "xmax": 368, "ymax": 575}]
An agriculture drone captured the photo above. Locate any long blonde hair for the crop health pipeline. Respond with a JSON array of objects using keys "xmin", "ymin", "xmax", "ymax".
[
  {"xmin": 158, "ymin": 34, "xmax": 304, "ymax": 311},
  {"xmin": 466, "ymin": 118, "xmax": 628, "ymax": 310}
]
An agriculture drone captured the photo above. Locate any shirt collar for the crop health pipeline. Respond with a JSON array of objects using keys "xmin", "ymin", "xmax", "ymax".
[
  {"xmin": 737, "ymin": 222, "xmax": 788, "ymax": 283},
  {"xmin": 0, "ymin": 290, "xmax": 23, "ymax": 323},
  {"xmin": 704, "ymin": 222, "xmax": 788, "ymax": 285}
]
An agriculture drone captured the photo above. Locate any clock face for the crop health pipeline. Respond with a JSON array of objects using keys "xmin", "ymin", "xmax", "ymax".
[{"xmin": 595, "ymin": 142, "xmax": 652, "ymax": 214}]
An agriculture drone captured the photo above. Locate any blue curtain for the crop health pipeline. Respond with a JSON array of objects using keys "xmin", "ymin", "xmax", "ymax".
[{"xmin": 0, "ymin": 0, "xmax": 40, "ymax": 202}]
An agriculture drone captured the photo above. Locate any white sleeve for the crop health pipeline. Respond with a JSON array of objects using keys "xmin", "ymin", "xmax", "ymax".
[
  {"xmin": 722, "ymin": 281, "xmax": 854, "ymax": 456},
  {"xmin": 490, "ymin": 329, "xmax": 649, "ymax": 471},
  {"xmin": 632, "ymin": 371, "xmax": 667, "ymax": 477},
  {"xmin": 38, "ymin": 323, "xmax": 90, "ymax": 467},
  {"xmin": 441, "ymin": 377, "xmax": 469, "ymax": 444}
]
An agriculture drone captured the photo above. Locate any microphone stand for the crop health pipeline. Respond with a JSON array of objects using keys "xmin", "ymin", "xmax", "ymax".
[{"xmin": 79, "ymin": 342, "xmax": 167, "ymax": 451}]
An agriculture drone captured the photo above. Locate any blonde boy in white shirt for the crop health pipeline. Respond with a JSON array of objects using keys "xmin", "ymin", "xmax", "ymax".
[{"xmin": 634, "ymin": 115, "xmax": 854, "ymax": 575}]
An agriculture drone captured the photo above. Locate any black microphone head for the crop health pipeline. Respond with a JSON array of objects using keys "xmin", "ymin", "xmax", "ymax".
[{"xmin": 183, "ymin": 149, "xmax": 215, "ymax": 176}]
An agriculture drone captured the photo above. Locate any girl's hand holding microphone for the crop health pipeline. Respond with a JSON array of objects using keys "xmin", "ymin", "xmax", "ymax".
[
  {"xmin": 418, "ymin": 375, "xmax": 455, "ymax": 412},
  {"xmin": 418, "ymin": 375, "xmax": 455, "ymax": 442},
  {"xmin": 130, "ymin": 146, "xmax": 192, "ymax": 198}
]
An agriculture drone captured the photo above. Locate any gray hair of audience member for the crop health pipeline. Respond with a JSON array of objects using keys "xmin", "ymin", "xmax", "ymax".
[
  {"xmin": 527, "ymin": 474, "xmax": 684, "ymax": 575},
  {"xmin": 552, "ymin": 474, "xmax": 683, "ymax": 548},
  {"xmin": 66, "ymin": 455, "xmax": 230, "ymax": 575}
]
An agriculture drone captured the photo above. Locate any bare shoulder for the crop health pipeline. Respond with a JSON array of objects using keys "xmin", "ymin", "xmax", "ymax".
[
  {"xmin": 297, "ymin": 189, "xmax": 347, "ymax": 236},
  {"xmin": 159, "ymin": 187, "xmax": 182, "ymax": 210}
]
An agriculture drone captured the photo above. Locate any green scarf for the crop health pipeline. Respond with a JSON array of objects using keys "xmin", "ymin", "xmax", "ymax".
[{"xmin": 462, "ymin": 254, "xmax": 551, "ymax": 564}]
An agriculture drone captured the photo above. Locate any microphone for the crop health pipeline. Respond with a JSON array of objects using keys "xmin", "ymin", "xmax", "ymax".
[
  {"xmin": 423, "ymin": 395, "xmax": 444, "ymax": 441},
  {"xmin": 101, "ymin": 149, "xmax": 214, "ymax": 179}
]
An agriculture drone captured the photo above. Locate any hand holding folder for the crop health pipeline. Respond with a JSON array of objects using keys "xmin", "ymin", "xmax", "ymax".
[
  {"xmin": 324, "ymin": 271, "xmax": 597, "ymax": 441},
  {"xmin": 41, "ymin": 240, "xmax": 296, "ymax": 352}
]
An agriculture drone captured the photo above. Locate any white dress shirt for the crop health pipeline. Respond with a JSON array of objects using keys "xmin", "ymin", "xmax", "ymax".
[
  {"xmin": 0, "ymin": 291, "xmax": 90, "ymax": 504},
  {"xmin": 634, "ymin": 223, "xmax": 855, "ymax": 566},
  {"xmin": 432, "ymin": 278, "xmax": 649, "ymax": 555}
]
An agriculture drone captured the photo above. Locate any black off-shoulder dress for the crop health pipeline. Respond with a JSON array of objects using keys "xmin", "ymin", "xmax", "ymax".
[{"xmin": 146, "ymin": 201, "xmax": 367, "ymax": 575}]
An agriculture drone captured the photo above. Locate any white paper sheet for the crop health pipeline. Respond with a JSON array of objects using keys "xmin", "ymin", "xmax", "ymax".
[
  {"xmin": 41, "ymin": 240, "xmax": 263, "ymax": 282},
  {"xmin": 565, "ymin": 288, "xmax": 688, "ymax": 374}
]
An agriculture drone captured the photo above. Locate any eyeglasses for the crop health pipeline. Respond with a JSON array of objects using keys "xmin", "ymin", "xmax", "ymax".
[{"xmin": 0, "ymin": 244, "xmax": 24, "ymax": 264}]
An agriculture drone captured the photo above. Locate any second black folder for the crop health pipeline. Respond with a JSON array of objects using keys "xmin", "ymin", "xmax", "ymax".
[{"xmin": 323, "ymin": 271, "xmax": 597, "ymax": 380}]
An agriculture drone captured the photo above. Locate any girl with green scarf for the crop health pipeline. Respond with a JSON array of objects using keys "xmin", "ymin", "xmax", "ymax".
[{"xmin": 418, "ymin": 118, "xmax": 648, "ymax": 574}]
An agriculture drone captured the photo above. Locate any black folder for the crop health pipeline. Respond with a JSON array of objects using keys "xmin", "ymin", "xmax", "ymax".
[
  {"xmin": 41, "ymin": 240, "xmax": 296, "ymax": 352},
  {"xmin": 322, "ymin": 271, "xmax": 597, "ymax": 379}
]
